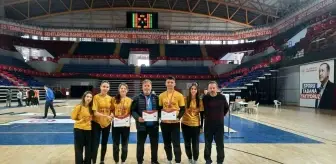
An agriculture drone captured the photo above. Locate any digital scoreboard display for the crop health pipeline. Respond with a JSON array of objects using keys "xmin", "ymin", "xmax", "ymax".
[{"xmin": 126, "ymin": 12, "xmax": 158, "ymax": 29}]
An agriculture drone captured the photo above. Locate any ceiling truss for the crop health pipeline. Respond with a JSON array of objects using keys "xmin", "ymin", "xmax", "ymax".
[{"xmin": 2, "ymin": 0, "xmax": 286, "ymax": 27}]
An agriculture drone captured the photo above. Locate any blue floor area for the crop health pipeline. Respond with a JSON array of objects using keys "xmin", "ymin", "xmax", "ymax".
[{"xmin": 0, "ymin": 115, "xmax": 322, "ymax": 145}]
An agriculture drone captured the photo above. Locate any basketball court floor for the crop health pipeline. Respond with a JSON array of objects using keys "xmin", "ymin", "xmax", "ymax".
[{"xmin": 0, "ymin": 99, "xmax": 335, "ymax": 164}]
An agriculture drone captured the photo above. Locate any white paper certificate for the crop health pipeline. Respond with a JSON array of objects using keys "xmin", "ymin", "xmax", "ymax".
[
  {"xmin": 161, "ymin": 110, "xmax": 177, "ymax": 121},
  {"xmin": 113, "ymin": 116, "xmax": 131, "ymax": 127},
  {"xmin": 142, "ymin": 110, "xmax": 158, "ymax": 122}
]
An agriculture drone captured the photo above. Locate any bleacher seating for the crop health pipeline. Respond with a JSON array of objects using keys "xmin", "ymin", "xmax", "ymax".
[
  {"xmin": 7, "ymin": 71, "xmax": 44, "ymax": 86},
  {"xmin": 0, "ymin": 55, "xmax": 31, "ymax": 69},
  {"xmin": 0, "ymin": 34, "xmax": 73, "ymax": 57},
  {"xmin": 119, "ymin": 43, "xmax": 160, "ymax": 59},
  {"xmin": 74, "ymin": 42, "xmax": 116, "ymax": 55},
  {"xmin": 224, "ymin": 68, "xmax": 268, "ymax": 88},
  {"xmin": 62, "ymin": 64, "xmax": 135, "ymax": 74},
  {"xmin": 141, "ymin": 66, "xmax": 210, "ymax": 75},
  {"xmin": 0, "ymin": 77, "xmax": 13, "ymax": 86},
  {"xmin": 165, "ymin": 45, "xmax": 202, "ymax": 58}
]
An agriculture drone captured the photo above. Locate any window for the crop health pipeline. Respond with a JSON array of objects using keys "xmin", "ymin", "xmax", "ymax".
[
  {"xmin": 32, "ymin": 36, "xmax": 38, "ymax": 40},
  {"xmin": 21, "ymin": 35, "xmax": 29, "ymax": 39},
  {"xmin": 137, "ymin": 59, "xmax": 150, "ymax": 66},
  {"xmin": 41, "ymin": 37, "xmax": 50, "ymax": 40},
  {"xmin": 60, "ymin": 37, "xmax": 69, "ymax": 41},
  {"xmin": 69, "ymin": 38, "xmax": 77, "ymax": 41}
]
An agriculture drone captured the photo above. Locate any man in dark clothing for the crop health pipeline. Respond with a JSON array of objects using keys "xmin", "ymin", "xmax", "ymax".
[
  {"xmin": 131, "ymin": 79, "xmax": 160, "ymax": 164},
  {"xmin": 43, "ymin": 85, "xmax": 56, "ymax": 119},
  {"xmin": 28, "ymin": 87, "xmax": 35, "ymax": 106},
  {"xmin": 202, "ymin": 81, "xmax": 229, "ymax": 164},
  {"xmin": 316, "ymin": 63, "xmax": 335, "ymax": 109}
]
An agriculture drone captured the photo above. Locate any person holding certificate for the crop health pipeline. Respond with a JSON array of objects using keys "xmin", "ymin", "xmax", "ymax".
[
  {"xmin": 159, "ymin": 76, "xmax": 185, "ymax": 164},
  {"xmin": 71, "ymin": 91, "xmax": 93, "ymax": 164},
  {"xmin": 131, "ymin": 79, "xmax": 160, "ymax": 164},
  {"xmin": 181, "ymin": 83, "xmax": 204, "ymax": 164},
  {"xmin": 111, "ymin": 83, "xmax": 132, "ymax": 164},
  {"xmin": 91, "ymin": 81, "xmax": 113, "ymax": 164},
  {"xmin": 203, "ymin": 81, "xmax": 229, "ymax": 164}
]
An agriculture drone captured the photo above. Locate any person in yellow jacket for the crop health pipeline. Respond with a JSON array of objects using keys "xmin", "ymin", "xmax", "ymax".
[
  {"xmin": 181, "ymin": 83, "xmax": 204, "ymax": 164},
  {"xmin": 111, "ymin": 83, "xmax": 132, "ymax": 164},
  {"xmin": 91, "ymin": 81, "xmax": 114, "ymax": 164},
  {"xmin": 71, "ymin": 91, "xmax": 94, "ymax": 164}
]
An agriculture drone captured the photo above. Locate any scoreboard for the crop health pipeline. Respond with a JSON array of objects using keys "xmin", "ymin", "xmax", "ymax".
[{"xmin": 126, "ymin": 12, "xmax": 158, "ymax": 29}]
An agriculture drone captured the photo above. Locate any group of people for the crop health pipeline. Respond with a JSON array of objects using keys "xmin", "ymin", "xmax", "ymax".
[
  {"xmin": 71, "ymin": 76, "xmax": 230, "ymax": 164},
  {"xmin": 5, "ymin": 87, "xmax": 40, "ymax": 107}
]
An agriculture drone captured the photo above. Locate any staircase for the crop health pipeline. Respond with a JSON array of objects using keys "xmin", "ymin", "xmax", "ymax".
[
  {"xmin": 209, "ymin": 66, "xmax": 217, "ymax": 75},
  {"xmin": 68, "ymin": 42, "xmax": 79, "ymax": 55},
  {"xmin": 135, "ymin": 66, "xmax": 141, "ymax": 74},
  {"xmin": 0, "ymin": 71, "xmax": 27, "ymax": 86},
  {"xmin": 200, "ymin": 45, "xmax": 208, "ymax": 57},
  {"xmin": 159, "ymin": 44, "xmax": 165, "ymax": 57},
  {"xmin": 56, "ymin": 42, "xmax": 80, "ymax": 73},
  {"xmin": 114, "ymin": 43, "xmax": 121, "ymax": 55}
]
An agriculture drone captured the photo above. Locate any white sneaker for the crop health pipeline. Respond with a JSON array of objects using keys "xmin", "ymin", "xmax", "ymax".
[{"xmin": 188, "ymin": 159, "xmax": 193, "ymax": 164}]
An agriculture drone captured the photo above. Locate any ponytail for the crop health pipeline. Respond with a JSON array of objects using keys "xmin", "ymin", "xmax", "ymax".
[{"xmin": 115, "ymin": 93, "xmax": 121, "ymax": 104}]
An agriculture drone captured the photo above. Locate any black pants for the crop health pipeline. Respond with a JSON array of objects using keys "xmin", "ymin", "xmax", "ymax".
[
  {"xmin": 44, "ymin": 100, "xmax": 56, "ymax": 117},
  {"xmin": 17, "ymin": 98, "xmax": 23, "ymax": 107},
  {"xmin": 27, "ymin": 96, "xmax": 33, "ymax": 106},
  {"xmin": 74, "ymin": 128, "xmax": 91, "ymax": 164},
  {"xmin": 182, "ymin": 124, "xmax": 200, "ymax": 161},
  {"xmin": 136, "ymin": 126, "xmax": 159, "ymax": 163},
  {"xmin": 204, "ymin": 123, "xmax": 225, "ymax": 163},
  {"xmin": 91, "ymin": 121, "xmax": 111, "ymax": 163},
  {"xmin": 112, "ymin": 126, "xmax": 130, "ymax": 162},
  {"xmin": 160, "ymin": 123, "xmax": 181, "ymax": 163}
]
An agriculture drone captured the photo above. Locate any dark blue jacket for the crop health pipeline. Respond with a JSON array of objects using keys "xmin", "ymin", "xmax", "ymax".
[{"xmin": 131, "ymin": 92, "xmax": 160, "ymax": 131}]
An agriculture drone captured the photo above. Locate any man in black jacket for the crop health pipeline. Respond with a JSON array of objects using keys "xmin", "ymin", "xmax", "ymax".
[
  {"xmin": 203, "ymin": 81, "xmax": 229, "ymax": 164},
  {"xmin": 131, "ymin": 79, "xmax": 160, "ymax": 164},
  {"xmin": 316, "ymin": 63, "xmax": 335, "ymax": 109}
]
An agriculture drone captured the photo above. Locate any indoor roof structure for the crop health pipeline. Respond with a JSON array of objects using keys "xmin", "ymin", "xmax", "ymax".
[{"xmin": 1, "ymin": 0, "xmax": 314, "ymax": 31}]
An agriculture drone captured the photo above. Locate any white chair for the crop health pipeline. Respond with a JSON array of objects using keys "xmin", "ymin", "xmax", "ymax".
[
  {"xmin": 253, "ymin": 103, "xmax": 259, "ymax": 114},
  {"xmin": 246, "ymin": 101, "xmax": 256, "ymax": 114},
  {"xmin": 274, "ymin": 100, "xmax": 281, "ymax": 109}
]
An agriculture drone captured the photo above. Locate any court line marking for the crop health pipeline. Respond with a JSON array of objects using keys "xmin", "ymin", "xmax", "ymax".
[
  {"xmin": 225, "ymin": 146, "xmax": 284, "ymax": 164},
  {"xmin": 232, "ymin": 114, "xmax": 334, "ymax": 143}
]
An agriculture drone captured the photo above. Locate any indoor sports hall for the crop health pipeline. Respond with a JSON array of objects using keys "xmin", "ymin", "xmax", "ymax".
[{"xmin": 0, "ymin": 0, "xmax": 336, "ymax": 164}]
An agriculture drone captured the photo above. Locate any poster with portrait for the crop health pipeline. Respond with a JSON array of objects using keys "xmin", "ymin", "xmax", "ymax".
[{"xmin": 299, "ymin": 60, "xmax": 334, "ymax": 108}]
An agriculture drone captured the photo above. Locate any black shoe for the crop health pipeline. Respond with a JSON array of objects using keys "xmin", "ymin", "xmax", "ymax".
[
  {"xmin": 53, "ymin": 115, "xmax": 56, "ymax": 118},
  {"xmin": 42, "ymin": 117, "xmax": 46, "ymax": 119},
  {"xmin": 151, "ymin": 162, "xmax": 160, "ymax": 164},
  {"xmin": 99, "ymin": 161, "xmax": 104, "ymax": 164}
]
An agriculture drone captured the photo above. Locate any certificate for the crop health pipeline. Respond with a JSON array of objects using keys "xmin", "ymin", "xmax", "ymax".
[
  {"xmin": 113, "ymin": 116, "xmax": 131, "ymax": 127},
  {"xmin": 142, "ymin": 110, "xmax": 158, "ymax": 122},
  {"xmin": 161, "ymin": 110, "xmax": 177, "ymax": 121}
]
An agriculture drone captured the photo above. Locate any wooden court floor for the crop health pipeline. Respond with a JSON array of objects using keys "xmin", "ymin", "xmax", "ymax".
[{"xmin": 0, "ymin": 99, "xmax": 335, "ymax": 164}]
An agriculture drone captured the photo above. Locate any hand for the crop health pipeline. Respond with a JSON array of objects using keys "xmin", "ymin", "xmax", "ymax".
[
  {"xmin": 106, "ymin": 115, "xmax": 112, "ymax": 120},
  {"xmin": 138, "ymin": 117, "xmax": 145, "ymax": 123},
  {"xmin": 83, "ymin": 116, "xmax": 92, "ymax": 122}
]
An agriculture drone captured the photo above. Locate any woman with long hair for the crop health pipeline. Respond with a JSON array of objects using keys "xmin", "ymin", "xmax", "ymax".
[
  {"xmin": 111, "ymin": 83, "xmax": 132, "ymax": 164},
  {"xmin": 91, "ymin": 81, "xmax": 113, "ymax": 164},
  {"xmin": 71, "ymin": 91, "xmax": 94, "ymax": 164},
  {"xmin": 181, "ymin": 83, "xmax": 204, "ymax": 164}
]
